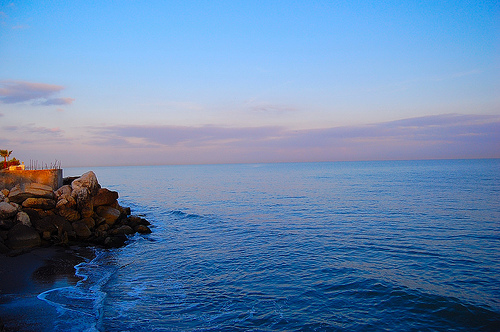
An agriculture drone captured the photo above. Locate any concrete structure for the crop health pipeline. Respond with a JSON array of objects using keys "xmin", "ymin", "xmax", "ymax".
[{"xmin": 0, "ymin": 169, "xmax": 63, "ymax": 191}]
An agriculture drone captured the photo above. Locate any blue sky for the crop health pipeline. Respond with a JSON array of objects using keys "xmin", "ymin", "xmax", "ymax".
[{"xmin": 0, "ymin": 0, "xmax": 499, "ymax": 166}]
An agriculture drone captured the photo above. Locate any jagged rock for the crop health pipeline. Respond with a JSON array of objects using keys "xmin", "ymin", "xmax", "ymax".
[
  {"xmin": 72, "ymin": 221, "xmax": 92, "ymax": 239},
  {"xmin": 96, "ymin": 206, "xmax": 121, "ymax": 225},
  {"xmin": 8, "ymin": 183, "xmax": 55, "ymax": 203},
  {"xmin": 0, "ymin": 191, "xmax": 4, "ymax": 202},
  {"xmin": 71, "ymin": 171, "xmax": 100, "ymax": 197},
  {"xmin": 1, "ymin": 189, "xmax": 9, "ymax": 197},
  {"xmin": 6, "ymin": 224, "xmax": 41, "ymax": 250},
  {"xmin": 16, "ymin": 211, "xmax": 31, "ymax": 227},
  {"xmin": 135, "ymin": 225, "xmax": 152, "ymax": 234},
  {"xmin": 0, "ymin": 202, "xmax": 17, "ymax": 219},
  {"xmin": 57, "ymin": 207, "xmax": 80, "ymax": 222},
  {"xmin": 22, "ymin": 198, "xmax": 56, "ymax": 210},
  {"xmin": 93, "ymin": 188, "xmax": 119, "ymax": 207}
]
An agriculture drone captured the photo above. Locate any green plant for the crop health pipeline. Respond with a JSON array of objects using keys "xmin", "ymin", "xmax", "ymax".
[{"xmin": 0, "ymin": 150, "xmax": 12, "ymax": 169}]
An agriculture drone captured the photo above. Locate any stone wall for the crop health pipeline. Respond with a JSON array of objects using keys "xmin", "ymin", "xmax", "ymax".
[{"xmin": 0, "ymin": 169, "xmax": 63, "ymax": 191}]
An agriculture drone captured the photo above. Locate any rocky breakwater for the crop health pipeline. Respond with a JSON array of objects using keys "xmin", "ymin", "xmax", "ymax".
[{"xmin": 0, "ymin": 171, "xmax": 151, "ymax": 254}]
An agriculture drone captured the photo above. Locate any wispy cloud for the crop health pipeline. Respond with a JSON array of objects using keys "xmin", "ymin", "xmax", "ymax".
[
  {"xmin": 0, "ymin": 80, "xmax": 74, "ymax": 106},
  {"xmin": 250, "ymin": 103, "xmax": 297, "ymax": 114},
  {"xmin": 85, "ymin": 114, "xmax": 499, "ymax": 163}
]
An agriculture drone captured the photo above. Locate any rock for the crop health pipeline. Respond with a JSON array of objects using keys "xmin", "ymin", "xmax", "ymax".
[
  {"xmin": 0, "ymin": 239, "xmax": 10, "ymax": 254},
  {"xmin": 1, "ymin": 189, "xmax": 9, "ymax": 197},
  {"xmin": 22, "ymin": 208, "xmax": 41, "ymax": 223},
  {"xmin": 127, "ymin": 215, "xmax": 151, "ymax": 227},
  {"xmin": 0, "ymin": 191, "xmax": 4, "ymax": 202},
  {"xmin": 42, "ymin": 231, "xmax": 51, "ymax": 241},
  {"xmin": 63, "ymin": 176, "xmax": 79, "ymax": 186},
  {"xmin": 71, "ymin": 171, "xmax": 100, "ymax": 197},
  {"xmin": 54, "ymin": 185, "xmax": 72, "ymax": 199},
  {"xmin": 22, "ymin": 198, "xmax": 56, "ymax": 210},
  {"xmin": 16, "ymin": 211, "xmax": 31, "ymax": 227},
  {"xmin": 96, "ymin": 206, "xmax": 121, "ymax": 225},
  {"xmin": 0, "ymin": 219, "xmax": 14, "ymax": 230},
  {"xmin": 8, "ymin": 183, "xmax": 55, "ymax": 203},
  {"xmin": 57, "ymin": 207, "xmax": 80, "ymax": 222},
  {"xmin": 93, "ymin": 188, "xmax": 119, "ymax": 207},
  {"xmin": 111, "ymin": 225, "xmax": 134, "ymax": 235},
  {"xmin": 0, "ymin": 202, "xmax": 17, "ymax": 219},
  {"xmin": 32, "ymin": 216, "xmax": 58, "ymax": 234},
  {"xmin": 104, "ymin": 234, "xmax": 127, "ymax": 248},
  {"xmin": 6, "ymin": 224, "xmax": 41, "ymax": 250},
  {"xmin": 72, "ymin": 221, "xmax": 92, "ymax": 239},
  {"xmin": 80, "ymin": 217, "xmax": 95, "ymax": 229},
  {"xmin": 135, "ymin": 225, "xmax": 152, "ymax": 234}
]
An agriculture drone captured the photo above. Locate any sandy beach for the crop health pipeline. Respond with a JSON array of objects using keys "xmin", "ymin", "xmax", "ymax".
[{"xmin": 0, "ymin": 246, "xmax": 95, "ymax": 331}]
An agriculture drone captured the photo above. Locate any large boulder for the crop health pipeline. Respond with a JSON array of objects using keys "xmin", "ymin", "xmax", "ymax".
[
  {"xmin": 96, "ymin": 206, "xmax": 121, "ymax": 225},
  {"xmin": 71, "ymin": 171, "xmax": 100, "ymax": 197},
  {"xmin": 6, "ymin": 224, "xmax": 41, "ymax": 250},
  {"xmin": 0, "ymin": 202, "xmax": 17, "ymax": 219},
  {"xmin": 22, "ymin": 198, "xmax": 56, "ymax": 210},
  {"xmin": 8, "ymin": 183, "xmax": 54, "ymax": 203},
  {"xmin": 93, "ymin": 188, "xmax": 119, "ymax": 207}
]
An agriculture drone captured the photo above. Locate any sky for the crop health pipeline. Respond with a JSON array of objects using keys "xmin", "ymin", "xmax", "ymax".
[{"xmin": 0, "ymin": 0, "xmax": 499, "ymax": 167}]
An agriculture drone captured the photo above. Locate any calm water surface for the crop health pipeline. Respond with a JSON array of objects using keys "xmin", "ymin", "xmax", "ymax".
[{"xmin": 42, "ymin": 160, "xmax": 500, "ymax": 331}]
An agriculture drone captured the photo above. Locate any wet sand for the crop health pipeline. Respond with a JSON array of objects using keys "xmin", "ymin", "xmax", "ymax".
[{"xmin": 0, "ymin": 246, "xmax": 95, "ymax": 331}]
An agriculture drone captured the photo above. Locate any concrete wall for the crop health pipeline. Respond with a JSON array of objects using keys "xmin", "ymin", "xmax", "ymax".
[{"xmin": 0, "ymin": 169, "xmax": 63, "ymax": 191}]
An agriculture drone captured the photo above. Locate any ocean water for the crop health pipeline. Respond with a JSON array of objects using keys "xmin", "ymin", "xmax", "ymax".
[{"xmin": 38, "ymin": 160, "xmax": 500, "ymax": 330}]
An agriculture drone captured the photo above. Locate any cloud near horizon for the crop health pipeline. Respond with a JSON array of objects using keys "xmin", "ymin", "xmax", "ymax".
[
  {"xmin": 85, "ymin": 113, "xmax": 499, "ymax": 164},
  {"xmin": 0, "ymin": 80, "xmax": 74, "ymax": 106}
]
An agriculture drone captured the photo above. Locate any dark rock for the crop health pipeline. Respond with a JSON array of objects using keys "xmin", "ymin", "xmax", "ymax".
[
  {"xmin": 32, "ymin": 216, "xmax": 58, "ymax": 234},
  {"xmin": 23, "ymin": 208, "xmax": 41, "ymax": 222},
  {"xmin": 96, "ymin": 206, "xmax": 121, "ymax": 225},
  {"xmin": 80, "ymin": 217, "xmax": 95, "ymax": 229},
  {"xmin": 72, "ymin": 221, "xmax": 92, "ymax": 239},
  {"xmin": 135, "ymin": 225, "xmax": 152, "ymax": 234},
  {"xmin": 93, "ymin": 188, "xmax": 119, "ymax": 207},
  {"xmin": 6, "ymin": 224, "xmax": 41, "ymax": 250},
  {"xmin": 63, "ymin": 176, "xmax": 80, "ymax": 185},
  {"xmin": 110, "ymin": 225, "xmax": 134, "ymax": 235},
  {"xmin": 104, "ymin": 234, "xmax": 128, "ymax": 248},
  {"xmin": 0, "ymin": 219, "xmax": 14, "ymax": 230}
]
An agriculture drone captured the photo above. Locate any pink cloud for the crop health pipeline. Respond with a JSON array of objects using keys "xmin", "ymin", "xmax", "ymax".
[
  {"xmin": 87, "ymin": 114, "xmax": 500, "ymax": 164},
  {"xmin": 0, "ymin": 80, "xmax": 74, "ymax": 106}
]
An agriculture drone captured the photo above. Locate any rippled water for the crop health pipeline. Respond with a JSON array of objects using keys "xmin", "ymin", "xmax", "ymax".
[{"xmin": 45, "ymin": 160, "xmax": 500, "ymax": 331}]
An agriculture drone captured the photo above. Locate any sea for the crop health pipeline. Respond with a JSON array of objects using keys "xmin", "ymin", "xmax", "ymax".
[{"xmin": 17, "ymin": 160, "xmax": 500, "ymax": 330}]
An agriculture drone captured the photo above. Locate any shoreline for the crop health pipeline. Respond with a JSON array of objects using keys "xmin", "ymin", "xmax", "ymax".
[{"xmin": 0, "ymin": 245, "xmax": 95, "ymax": 331}]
